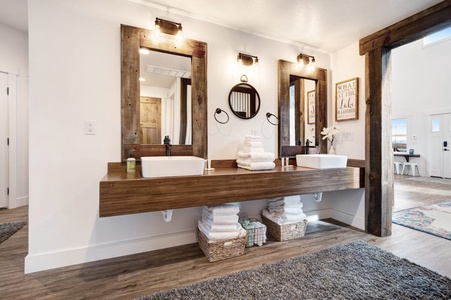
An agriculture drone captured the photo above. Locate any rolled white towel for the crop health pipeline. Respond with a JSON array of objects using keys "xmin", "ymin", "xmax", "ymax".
[
  {"xmin": 237, "ymin": 151, "xmax": 275, "ymax": 162},
  {"xmin": 198, "ymin": 220, "xmax": 241, "ymax": 232},
  {"xmin": 268, "ymin": 198, "xmax": 303, "ymax": 208},
  {"xmin": 267, "ymin": 197, "xmax": 284, "ymax": 207},
  {"xmin": 284, "ymin": 195, "xmax": 301, "ymax": 204},
  {"xmin": 203, "ymin": 204, "xmax": 239, "ymax": 216},
  {"xmin": 238, "ymin": 162, "xmax": 275, "ymax": 171},
  {"xmin": 202, "ymin": 213, "xmax": 239, "ymax": 225},
  {"xmin": 237, "ymin": 158, "xmax": 275, "ymax": 167},
  {"xmin": 245, "ymin": 134, "xmax": 261, "ymax": 141},
  {"xmin": 283, "ymin": 213, "xmax": 307, "ymax": 223},
  {"xmin": 243, "ymin": 141, "xmax": 263, "ymax": 148},
  {"xmin": 198, "ymin": 221, "xmax": 245, "ymax": 241},
  {"xmin": 262, "ymin": 209, "xmax": 307, "ymax": 225},
  {"xmin": 241, "ymin": 146, "xmax": 265, "ymax": 153},
  {"xmin": 268, "ymin": 206, "xmax": 304, "ymax": 216}
]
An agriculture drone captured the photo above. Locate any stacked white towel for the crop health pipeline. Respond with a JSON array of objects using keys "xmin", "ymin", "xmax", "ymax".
[
  {"xmin": 237, "ymin": 135, "xmax": 275, "ymax": 171},
  {"xmin": 262, "ymin": 195, "xmax": 307, "ymax": 225},
  {"xmin": 198, "ymin": 204, "xmax": 246, "ymax": 241}
]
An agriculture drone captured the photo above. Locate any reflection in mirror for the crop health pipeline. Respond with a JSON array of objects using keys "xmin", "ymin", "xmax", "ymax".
[
  {"xmin": 289, "ymin": 76, "xmax": 316, "ymax": 146},
  {"xmin": 139, "ymin": 50, "xmax": 192, "ymax": 145},
  {"xmin": 278, "ymin": 59, "xmax": 327, "ymax": 157},
  {"xmin": 228, "ymin": 83, "xmax": 260, "ymax": 119}
]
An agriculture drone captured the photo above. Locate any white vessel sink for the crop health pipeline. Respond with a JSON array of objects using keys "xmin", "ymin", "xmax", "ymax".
[
  {"xmin": 141, "ymin": 156, "xmax": 205, "ymax": 178},
  {"xmin": 296, "ymin": 154, "xmax": 348, "ymax": 169}
]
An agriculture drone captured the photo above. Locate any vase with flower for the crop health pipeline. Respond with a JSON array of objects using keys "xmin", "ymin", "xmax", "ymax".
[{"xmin": 320, "ymin": 125, "xmax": 340, "ymax": 154}]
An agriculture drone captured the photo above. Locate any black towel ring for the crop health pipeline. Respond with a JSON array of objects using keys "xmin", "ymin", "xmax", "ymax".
[
  {"xmin": 214, "ymin": 108, "xmax": 229, "ymax": 124},
  {"xmin": 266, "ymin": 112, "xmax": 279, "ymax": 126}
]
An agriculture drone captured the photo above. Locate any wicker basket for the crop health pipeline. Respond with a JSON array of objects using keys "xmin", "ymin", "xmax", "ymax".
[
  {"xmin": 197, "ymin": 228, "xmax": 247, "ymax": 262},
  {"xmin": 261, "ymin": 215, "xmax": 308, "ymax": 241}
]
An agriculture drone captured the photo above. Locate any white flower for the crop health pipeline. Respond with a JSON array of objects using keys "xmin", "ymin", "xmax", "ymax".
[{"xmin": 321, "ymin": 124, "xmax": 340, "ymax": 142}]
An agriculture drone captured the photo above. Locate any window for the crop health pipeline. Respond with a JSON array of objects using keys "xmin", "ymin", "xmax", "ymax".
[
  {"xmin": 423, "ymin": 25, "xmax": 451, "ymax": 45},
  {"xmin": 392, "ymin": 118, "xmax": 407, "ymax": 151}
]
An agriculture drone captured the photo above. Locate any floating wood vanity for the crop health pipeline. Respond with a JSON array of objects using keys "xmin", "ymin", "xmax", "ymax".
[{"xmin": 99, "ymin": 160, "xmax": 364, "ymax": 217}]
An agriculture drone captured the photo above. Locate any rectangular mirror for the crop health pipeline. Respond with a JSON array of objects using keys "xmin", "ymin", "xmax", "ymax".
[{"xmin": 121, "ymin": 24, "xmax": 207, "ymax": 161}]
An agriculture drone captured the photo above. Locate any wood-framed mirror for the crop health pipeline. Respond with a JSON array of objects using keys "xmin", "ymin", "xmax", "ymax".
[
  {"xmin": 278, "ymin": 59, "xmax": 327, "ymax": 157},
  {"xmin": 121, "ymin": 24, "xmax": 207, "ymax": 161}
]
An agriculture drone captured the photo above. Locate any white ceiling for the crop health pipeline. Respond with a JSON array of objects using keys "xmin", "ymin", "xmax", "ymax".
[
  {"xmin": 0, "ymin": 0, "xmax": 444, "ymax": 52},
  {"xmin": 131, "ymin": 0, "xmax": 444, "ymax": 53}
]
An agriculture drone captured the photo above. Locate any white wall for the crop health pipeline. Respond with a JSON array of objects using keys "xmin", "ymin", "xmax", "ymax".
[
  {"xmin": 26, "ymin": 0, "xmax": 365, "ymax": 273},
  {"xmin": 392, "ymin": 37, "xmax": 451, "ymax": 175},
  {"xmin": 327, "ymin": 42, "xmax": 367, "ymax": 229},
  {"xmin": 330, "ymin": 43, "xmax": 366, "ymax": 159},
  {"xmin": 0, "ymin": 23, "xmax": 29, "ymax": 208}
]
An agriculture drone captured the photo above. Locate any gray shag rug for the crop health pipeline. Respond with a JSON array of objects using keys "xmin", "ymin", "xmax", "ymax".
[
  {"xmin": 0, "ymin": 221, "xmax": 26, "ymax": 244},
  {"xmin": 139, "ymin": 240, "xmax": 451, "ymax": 300}
]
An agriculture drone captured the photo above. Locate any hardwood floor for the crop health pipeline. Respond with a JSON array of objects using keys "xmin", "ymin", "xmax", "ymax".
[{"xmin": 1, "ymin": 175, "xmax": 450, "ymax": 299}]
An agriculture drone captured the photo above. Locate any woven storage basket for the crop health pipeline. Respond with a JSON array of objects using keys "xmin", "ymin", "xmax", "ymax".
[
  {"xmin": 261, "ymin": 215, "xmax": 308, "ymax": 241},
  {"xmin": 197, "ymin": 228, "xmax": 247, "ymax": 262}
]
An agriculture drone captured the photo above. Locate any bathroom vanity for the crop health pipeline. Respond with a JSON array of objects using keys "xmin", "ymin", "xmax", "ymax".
[{"xmin": 99, "ymin": 160, "xmax": 364, "ymax": 217}]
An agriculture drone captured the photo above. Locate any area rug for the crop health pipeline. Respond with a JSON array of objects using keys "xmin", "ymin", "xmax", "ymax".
[
  {"xmin": 138, "ymin": 240, "xmax": 451, "ymax": 300},
  {"xmin": 393, "ymin": 201, "xmax": 451, "ymax": 240},
  {"xmin": 0, "ymin": 221, "xmax": 26, "ymax": 245}
]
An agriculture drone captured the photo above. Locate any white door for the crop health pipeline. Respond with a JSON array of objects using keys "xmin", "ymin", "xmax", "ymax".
[
  {"xmin": 0, "ymin": 72, "xmax": 8, "ymax": 208},
  {"xmin": 444, "ymin": 114, "xmax": 451, "ymax": 178},
  {"xmin": 429, "ymin": 113, "xmax": 451, "ymax": 178}
]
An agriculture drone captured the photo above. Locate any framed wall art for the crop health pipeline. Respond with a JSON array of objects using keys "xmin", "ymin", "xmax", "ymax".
[
  {"xmin": 335, "ymin": 77, "xmax": 359, "ymax": 121},
  {"xmin": 307, "ymin": 90, "xmax": 315, "ymax": 124}
]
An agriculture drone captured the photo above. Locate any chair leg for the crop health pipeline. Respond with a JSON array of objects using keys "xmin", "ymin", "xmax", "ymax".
[
  {"xmin": 415, "ymin": 165, "xmax": 420, "ymax": 177},
  {"xmin": 401, "ymin": 164, "xmax": 406, "ymax": 175},
  {"xmin": 411, "ymin": 165, "xmax": 415, "ymax": 176}
]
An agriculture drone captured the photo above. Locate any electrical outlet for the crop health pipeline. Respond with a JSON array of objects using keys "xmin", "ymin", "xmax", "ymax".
[{"xmin": 85, "ymin": 120, "xmax": 96, "ymax": 135}]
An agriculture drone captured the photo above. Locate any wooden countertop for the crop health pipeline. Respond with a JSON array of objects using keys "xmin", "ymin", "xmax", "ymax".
[{"xmin": 99, "ymin": 160, "xmax": 364, "ymax": 217}]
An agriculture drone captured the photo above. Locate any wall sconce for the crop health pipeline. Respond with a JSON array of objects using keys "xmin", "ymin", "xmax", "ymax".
[
  {"xmin": 154, "ymin": 17, "xmax": 183, "ymax": 42},
  {"xmin": 237, "ymin": 53, "xmax": 259, "ymax": 67},
  {"xmin": 214, "ymin": 108, "xmax": 229, "ymax": 124},
  {"xmin": 266, "ymin": 112, "xmax": 279, "ymax": 126},
  {"xmin": 297, "ymin": 53, "xmax": 316, "ymax": 71}
]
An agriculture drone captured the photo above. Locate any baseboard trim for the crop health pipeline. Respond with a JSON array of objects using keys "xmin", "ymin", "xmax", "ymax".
[
  {"xmin": 25, "ymin": 230, "xmax": 196, "ymax": 274},
  {"xmin": 9, "ymin": 196, "xmax": 28, "ymax": 209},
  {"xmin": 330, "ymin": 209, "xmax": 365, "ymax": 230}
]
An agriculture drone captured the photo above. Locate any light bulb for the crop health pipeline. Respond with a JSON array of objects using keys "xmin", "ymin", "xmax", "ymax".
[{"xmin": 139, "ymin": 48, "xmax": 150, "ymax": 54}]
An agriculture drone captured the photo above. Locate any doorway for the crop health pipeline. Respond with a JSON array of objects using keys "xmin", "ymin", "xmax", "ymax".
[
  {"xmin": 140, "ymin": 96, "xmax": 162, "ymax": 144},
  {"xmin": 0, "ymin": 72, "xmax": 8, "ymax": 208},
  {"xmin": 429, "ymin": 113, "xmax": 451, "ymax": 178}
]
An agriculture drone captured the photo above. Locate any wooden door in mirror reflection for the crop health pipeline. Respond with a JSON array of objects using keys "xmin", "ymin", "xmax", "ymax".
[{"xmin": 140, "ymin": 97, "xmax": 161, "ymax": 144}]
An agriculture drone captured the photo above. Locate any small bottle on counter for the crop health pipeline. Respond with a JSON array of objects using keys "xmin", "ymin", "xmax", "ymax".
[{"xmin": 126, "ymin": 157, "xmax": 136, "ymax": 173}]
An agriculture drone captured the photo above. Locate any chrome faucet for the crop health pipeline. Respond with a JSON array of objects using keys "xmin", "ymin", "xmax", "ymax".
[{"xmin": 164, "ymin": 135, "xmax": 172, "ymax": 156}]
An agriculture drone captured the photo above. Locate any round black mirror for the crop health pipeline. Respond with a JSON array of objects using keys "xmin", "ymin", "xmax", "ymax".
[{"xmin": 228, "ymin": 83, "xmax": 260, "ymax": 119}]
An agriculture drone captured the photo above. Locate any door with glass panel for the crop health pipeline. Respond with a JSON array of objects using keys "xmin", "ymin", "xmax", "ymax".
[{"xmin": 429, "ymin": 114, "xmax": 451, "ymax": 178}]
